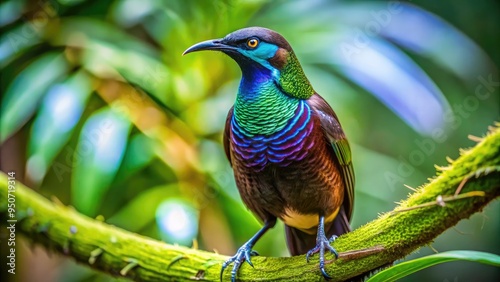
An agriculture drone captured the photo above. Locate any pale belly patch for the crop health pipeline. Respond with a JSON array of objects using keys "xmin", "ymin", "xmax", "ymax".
[{"xmin": 282, "ymin": 207, "xmax": 340, "ymax": 235}]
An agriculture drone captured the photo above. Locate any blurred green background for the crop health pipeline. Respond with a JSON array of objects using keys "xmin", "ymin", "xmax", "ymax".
[{"xmin": 0, "ymin": 0, "xmax": 498, "ymax": 281}]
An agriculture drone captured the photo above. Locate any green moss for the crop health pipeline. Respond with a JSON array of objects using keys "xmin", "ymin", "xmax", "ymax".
[{"xmin": 0, "ymin": 125, "xmax": 499, "ymax": 281}]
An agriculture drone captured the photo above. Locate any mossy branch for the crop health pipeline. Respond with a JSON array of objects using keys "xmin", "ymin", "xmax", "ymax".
[{"xmin": 1, "ymin": 124, "xmax": 499, "ymax": 281}]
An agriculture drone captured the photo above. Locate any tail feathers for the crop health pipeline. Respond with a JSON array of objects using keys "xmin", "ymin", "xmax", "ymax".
[{"xmin": 285, "ymin": 205, "xmax": 351, "ymax": 256}]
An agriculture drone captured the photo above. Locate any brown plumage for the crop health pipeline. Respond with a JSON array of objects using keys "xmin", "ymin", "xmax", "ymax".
[{"xmin": 224, "ymin": 93, "xmax": 353, "ymax": 256}]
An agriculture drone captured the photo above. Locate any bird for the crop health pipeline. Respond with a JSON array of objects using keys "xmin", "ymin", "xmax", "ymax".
[{"xmin": 183, "ymin": 27, "xmax": 354, "ymax": 281}]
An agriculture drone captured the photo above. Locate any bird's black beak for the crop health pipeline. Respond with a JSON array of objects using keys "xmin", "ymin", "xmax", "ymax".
[{"xmin": 182, "ymin": 39, "xmax": 236, "ymax": 55}]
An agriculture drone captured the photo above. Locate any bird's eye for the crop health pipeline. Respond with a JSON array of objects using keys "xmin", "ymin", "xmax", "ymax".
[{"xmin": 246, "ymin": 38, "xmax": 259, "ymax": 48}]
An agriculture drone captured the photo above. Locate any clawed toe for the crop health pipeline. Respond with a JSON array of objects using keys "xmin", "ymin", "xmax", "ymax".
[
  {"xmin": 306, "ymin": 216, "xmax": 339, "ymax": 280},
  {"xmin": 220, "ymin": 220, "xmax": 274, "ymax": 281},
  {"xmin": 220, "ymin": 244, "xmax": 259, "ymax": 282},
  {"xmin": 306, "ymin": 236, "xmax": 338, "ymax": 279},
  {"xmin": 320, "ymin": 268, "xmax": 332, "ymax": 280}
]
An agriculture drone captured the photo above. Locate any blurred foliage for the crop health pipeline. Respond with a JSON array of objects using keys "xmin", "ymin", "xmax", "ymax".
[
  {"xmin": 0, "ymin": 0, "xmax": 498, "ymax": 281},
  {"xmin": 366, "ymin": 250, "xmax": 500, "ymax": 282}
]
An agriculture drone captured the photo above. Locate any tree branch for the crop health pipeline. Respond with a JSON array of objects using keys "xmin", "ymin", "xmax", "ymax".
[{"xmin": 1, "ymin": 124, "xmax": 499, "ymax": 281}]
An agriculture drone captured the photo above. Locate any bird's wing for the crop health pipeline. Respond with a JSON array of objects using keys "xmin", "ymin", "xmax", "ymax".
[
  {"xmin": 223, "ymin": 106, "xmax": 234, "ymax": 166},
  {"xmin": 307, "ymin": 94, "xmax": 355, "ymax": 221}
]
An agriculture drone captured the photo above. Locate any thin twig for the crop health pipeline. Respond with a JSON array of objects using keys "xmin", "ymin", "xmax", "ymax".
[
  {"xmin": 404, "ymin": 184, "xmax": 417, "ymax": 192},
  {"xmin": 327, "ymin": 245, "xmax": 385, "ymax": 263},
  {"xmin": 390, "ymin": 191, "xmax": 485, "ymax": 215}
]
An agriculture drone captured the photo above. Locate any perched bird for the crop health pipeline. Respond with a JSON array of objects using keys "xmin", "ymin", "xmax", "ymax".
[{"xmin": 184, "ymin": 27, "xmax": 354, "ymax": 281}]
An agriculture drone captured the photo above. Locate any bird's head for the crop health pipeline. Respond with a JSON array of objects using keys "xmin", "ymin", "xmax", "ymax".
[{"xmin": 183, "ymin": 27, "xmax": 314, "ymax": 99}]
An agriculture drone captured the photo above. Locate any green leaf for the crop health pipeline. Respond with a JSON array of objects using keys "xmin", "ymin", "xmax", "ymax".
[
  {"xmin": 1, "ymin": 52, "xmax": 68, "ymax": 142},
  {"xmin": 81, "ymin": 40, "xmax": 170, "ymax": 103},
  {"xmin": 366, "ymin": 251, "xmax": 500, "ymax": 282},
  {"xmin": 26, "ymin": 71, "xmax": 93, "ymax": 184},
  {"xmin": 71, "ymin": 107, "xmax": 131, "ymax": 216},
  {"xmin": 118, "ymin": 133, "xmax": 155, "ymax": 176},
  {"xmin": 0, "ymin": 24, "xmax": 41, "ymax": 68}
]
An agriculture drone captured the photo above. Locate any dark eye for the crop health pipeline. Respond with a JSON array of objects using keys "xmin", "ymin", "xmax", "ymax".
[{"xmin": 246, "ymin": 38, "xmax": 259, "ymax": 48}]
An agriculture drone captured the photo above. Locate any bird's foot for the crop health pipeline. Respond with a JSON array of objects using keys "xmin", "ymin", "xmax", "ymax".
[
  {"xmin": 306, "ymin": 235, "xmax": 339, "ymax": 280},
  {"xmin": 220, "ymin": 242, "xmax": 259, "ymax": 282}
]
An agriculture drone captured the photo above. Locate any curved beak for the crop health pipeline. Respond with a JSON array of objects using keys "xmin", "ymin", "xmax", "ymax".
[{"xmin": 182, "ymin": 39, "xmax": 235, "ymax": 55}]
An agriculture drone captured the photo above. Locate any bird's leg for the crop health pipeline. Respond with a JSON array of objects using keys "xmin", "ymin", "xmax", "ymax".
[
  {"xmin": 220, "ymin": 218, "xmax": 276, "ymax": 282},
  {"xmin": 306, "ymin": 215, "xmax": 338, "ymax": 280}
]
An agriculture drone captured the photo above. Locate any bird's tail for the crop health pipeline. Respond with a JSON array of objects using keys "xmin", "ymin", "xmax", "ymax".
[{"xmin": 285, "ymin": 205, "xmax": 351, "ymax": 256}]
